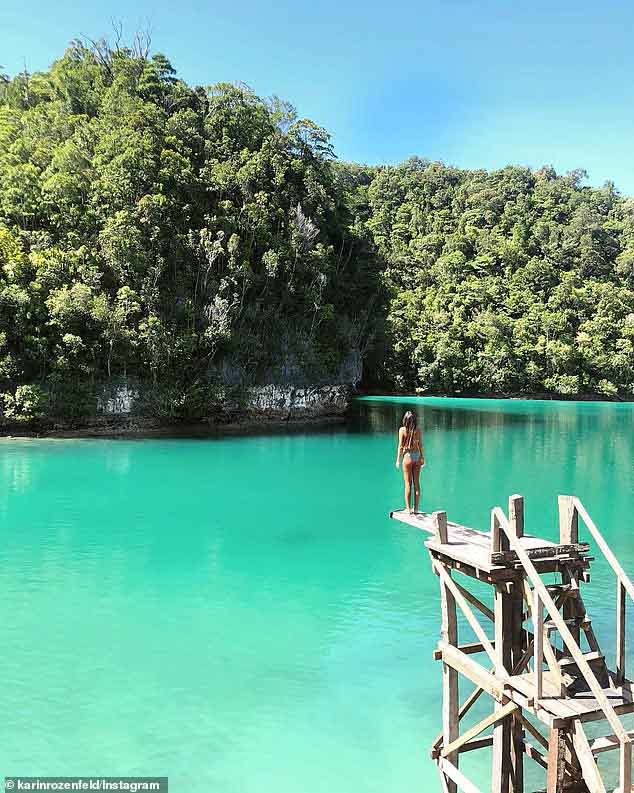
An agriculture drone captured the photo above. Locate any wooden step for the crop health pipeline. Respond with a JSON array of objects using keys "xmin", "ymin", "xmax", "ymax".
[
  {"xmin": 544, "ymin": 616, "xmax": 591, "ymax": 635},
  {"xmin": 558, "ymin": 651, "xmax": 604, "ymax": 670},
  {"xmin": 589, "ymin": 730, "xmax": 634, "ymax": 755}
]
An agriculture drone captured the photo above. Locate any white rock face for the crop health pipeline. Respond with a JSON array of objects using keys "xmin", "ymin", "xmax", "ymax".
[
  {"xmin": 97, "ymin": 383, "xmax": 351, "ymax": 417},
  {"xmin": 97, "ymin": 386, "xmax": 138, "ymax": 415}
]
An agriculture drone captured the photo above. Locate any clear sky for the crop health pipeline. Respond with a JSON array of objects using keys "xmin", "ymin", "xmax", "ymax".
[{"xmin": 2, "ymin": 0, "xmax": 634, "ymax": 193}]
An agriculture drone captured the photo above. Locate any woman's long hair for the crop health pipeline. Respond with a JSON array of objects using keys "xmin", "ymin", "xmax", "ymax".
[{"xmin": 402, "ymin": 410, "xmax": 417, "ymax": 448}]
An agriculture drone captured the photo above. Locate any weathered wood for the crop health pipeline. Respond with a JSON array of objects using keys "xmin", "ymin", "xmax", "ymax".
[
  {"xmin": 434, "ymin": 561, "xmax": 503, "ymax": 673},
  {"xmin": 442, "ymin": 701, "xmax": 518, "ymax": 758},
  {"xmin": 617, "ymin": 579, "xmax": 626, "ymax": 685},
  {"xmin": 621, "ymin": 739, "xmax": 632, "ymax": 793},
  {"xmin": 459, "ymin": 736, "xmax": 494, "ymax": 753},
  {"xmin": 558, "ymin": 495, "xmax": 579, "ymax": 544},
  {"xmin": 524, "ymin": 740, "xmax": 548, "ymax": 770},
  {"xmin": 439, "ymin": 758, "xmax": 484, "ymax": 793},
  {"xmin": 452, "ymin": 580, "xmax": 494, "ymax": 622},
  {"xmin": 438, "ymin": 642, "xmax": 507, "ymax": 701},
  {"xmin": 434, "ymin": 510, "xmax": 449, "ymax": 544},
  {"xmin": 534, "ymin": 589, "xmax": 544, "ymax": 701},
  {"xmin": 516, "ymin": 711, "xmax": 548, "ymax": 751},
  {"xmin": 509, "ymin": 494, "xmax": 525, "ymax": 538},
  {"xmin": 547, "ymin": 727, "xmax": 567, "ymax": 793},
  {"xmin": 440, "ymin": 568, "xmax": 459, "ymax": 793},
  {"xmin": 497, "ymin": 507, "xmax": 627, "ymax": 740},
  {"xmin": 431, "ymin": 680, "xmax": 490, "ymax": 755},
  {"xmin": 433, "ymin": 641, "xmax": 494, "ymax": 660},
  {"xmin": 574, "ymin": 498, "xmax": 634, "ymax": 602},
  {"xmin": 589, "ymin": 731, "xmax": 634, "ymax": 755},
  {"xmin": 572, "ymin": 721, "xmax": 607, "ymax": 793},
  {"xmin": 493, "ymin": 581, "xmax": 514, "ymax": 793}
]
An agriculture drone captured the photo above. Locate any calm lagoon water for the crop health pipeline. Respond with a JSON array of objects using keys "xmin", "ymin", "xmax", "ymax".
[{"xmin": 1, "ymin": 396, "xmax": 633, "ymax": 790}]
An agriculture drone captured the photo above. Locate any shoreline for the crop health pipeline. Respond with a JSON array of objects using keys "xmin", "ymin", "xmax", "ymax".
[
  {"xmin": 2, "ymin": 389, "xmax": 632, "ymax": 440},
  {"xmin": 355, "ymin": 389, "xmax": 634, "ymax": 403},
  {"xmin": 0, "ymin": 414, "xmax": 347, "ymax": 440}
]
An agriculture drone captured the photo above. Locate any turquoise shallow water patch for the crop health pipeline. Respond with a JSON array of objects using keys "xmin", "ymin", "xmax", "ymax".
[{"xmin": 1, "ymin": 398, "xmax": 633, "ymax": 790}]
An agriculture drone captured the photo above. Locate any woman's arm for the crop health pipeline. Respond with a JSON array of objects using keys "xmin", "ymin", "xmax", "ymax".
[
  {"xmin": 395, "ymin": 428, "xmax": 403, "ymax": 468},
  {"xmin": 419, "ymin": 430, "xmax": 425, "ymax": 465}
]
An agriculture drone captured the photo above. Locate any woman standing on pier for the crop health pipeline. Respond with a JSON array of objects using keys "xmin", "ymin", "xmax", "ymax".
[{"xmin": 395, "ymin": 410, "xmax": 425, "ymax": 514}]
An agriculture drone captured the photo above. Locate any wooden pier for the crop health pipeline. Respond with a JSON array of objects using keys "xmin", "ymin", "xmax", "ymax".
[{"xmin": 390, "ymin": 495, "xmax": 634, "ymax": 793}]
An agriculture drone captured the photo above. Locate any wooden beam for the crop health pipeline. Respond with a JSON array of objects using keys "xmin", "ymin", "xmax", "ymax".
[
  {"xmin": 431, "ymin": 681, "xmax": 488, "ymax": 755},
  {"xmin": 438, "ymin": 642, "xmax": 507, "ymax": 701},
  {"xmin": 434, "ymin": 561, "xmax": 504, "ymax": 674},
  {"xmin": 534, "ymin": 589, "xmax": 544, "ymax": 701},
  {"xmin": 524, "ymin": 740, "xmax": 548, "ymax": 770},
  {"xmin": 453, "ymin": 580, "xmax": 494, "ymax": 622},
  {"xmin": 439, "ymin": 758, "xmax": 484, "ymax": 793},
  {"xmin": 572, "ymin": 721, "xmax": 607, "ymax": 793},
  {"xmin": 589, "ymin": 731, "xmax": 634, "ymax": 755},
  {"xmin": 433, "ymin": 641, "xmax": 495, "ymax": 660},
  {"xmin": 558, "ymin": 495, "xmax": 578, "ymax": 544},
  {"xmin": 617, "ymin": 579, "xmax": 626, "ymax": 684},
  {"xmin": 442, "ymin": 701, "xmax": 518, "ymax": 758},
  {"xmin": 440, "ymin": 566, "xmax": 459, "ymax": 793},
  {"xmin": 493, "ymin": 581, "xmax": 514, "ymax": 793},
  {"xmin": 516, "ymin": 712, "xmax": 549, "ymax": 751},
  {"xmin": 621, "ymin": 740, "xmax": 632, "ymax": 793},
  {"xmin": 547, "ymin": 727, "xmax": 567, "ymax": 793},
  {"xmin": 460, "ymin": 736, "xmax": 494, "ymax": 753},
  {"xmin": 574, "ymin": 498, "xmax": 634, "ymax": 602},
  {"xmin": 433, "ymin": 510, "xmax": 448, "ymax": 543},
  {"xmin": 509, "ymin": 494, "xmax": 525, "ymax": 538}
]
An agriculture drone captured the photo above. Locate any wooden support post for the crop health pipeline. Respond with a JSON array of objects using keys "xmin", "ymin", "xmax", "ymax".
[
  {"xmin": 621, "ymin": 740, "xmax": 632, "ymax": 793},
  {"xmin": 440, "ymin": 567, "xmax": 459, "ymax": 793},
  {"xmin": 617, "ymin": 579, "xmax": 626, "ymax": 685},
  {"xmin": 491, "ymin": 510, "xmax": 502, "ymax": 558},
  {"xmin": 558, "ymin": 496, "xmax": 578, "ymax": 544},
  {"xmin": 493, "ymin": 582, "xmax": 513, "ymax": 793},
  {"xmin": 433, "ymin": 511, "xmax": 448, "ymax": 544},
  {"xmin": 572, "ymin": 721, "xmax": 606, "ymax": 793},
  {"xmin": 559, "ymin": 495, "xmax": 581, "ymax": 646},
  {"xmin": 510, "ymin": 586, "xmax": 525, "ymax": 793},
  {"xmin": 547, "ymin": 727, "xmax": 567, "ymax": 793},
  {"xmin": 509, "ymin": 495, "xmax": 525, "ymax": 538},
  {"xmin": 534, "ymin": 590, "xmax": 544, "ymax": 701}
]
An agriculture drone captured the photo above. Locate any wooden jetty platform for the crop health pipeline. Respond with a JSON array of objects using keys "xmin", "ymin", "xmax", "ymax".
[{"xmin": 390, "ymin": 495, "xmax": 634, "ymax": 793}]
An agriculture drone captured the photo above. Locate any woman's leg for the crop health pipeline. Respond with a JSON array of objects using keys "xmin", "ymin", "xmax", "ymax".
[
  {"xmin": 412, "ymin": 462, "xmax": 422, "ymax": 513},
  {"xmin": 402, "ymin": 455, "xmax": 413, "ymax": 513}
]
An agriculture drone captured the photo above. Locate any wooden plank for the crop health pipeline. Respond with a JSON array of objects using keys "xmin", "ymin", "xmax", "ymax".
[
  {"xmin": 438, "ymin": 642, "xmax": 507, "ymax": 701},
  {"xmin": 460, "ymin": 736, "xmax": 494, "ymax": 753},
  {"xmin": 439, "ymin": 758, "xmax": 484, "ymax": 793},
  {"xmin": 534, "ymin": 589, "xmax": 544, "ymax": 701},
  {"xmin": 493, "ymin": 581, "xmax": 513, "ymax": 793},
  {"xmin": 442, "ymin": 701, "xmax": 518, "ymax": 758},
  {"xmin": 434, "ymin": 510, "xmax": 449, "ymax": 543},
  {"xmin": 434, "ymin": 561, "xmax": 504, "ymax": 674},
  {"xmin": 453, "ymin": 580, "xmax": 494, "ymax": 622},
  {"xmin": 574, "ymin": 498, "xmax": 634, "ymax": 602},
  {"xmin": 547, "ymin": 727, "xmax": 567, "ymax": 793},
  {"xmin": 572, "ymin": 721, "xmax": 607, "ymax": 793},
  {"xmin": 433, "ymin": 641, "xmax": 495, "ymax": 660},
  {"xmin": 509, "ymin": 494, "xmax": 525, "ymax": 539},
  {"xmin": 440, "ymin": 568, "xmax": 459, "ymax": 793},
  {"xmin": 517, "ymin": 712, "xmax": 549, "ymax": 751},
  {"xmin": 524, "ymin": 740, "xmax": 548, "ymax": 770},
  {"xmin": 432, "ymin": 680, "xmax": 489, "ymax": 754},
  {"xmin": 497, "ymin": 507, "xmax": 627, "ymax": 740},
  {"xmin": 621, "ymin": 740, "xmax": 632, "ymax": 793},
  {"xmin": 589, "ymin": 731, "xmax": 634, "ymax": 755},
  {"xmin": 558, "ymin": 495, "xmax": 578, "ymax": 544},
  {"xmin": 617, "ymin": 579, "xmax": 626, "ymax": 685}
]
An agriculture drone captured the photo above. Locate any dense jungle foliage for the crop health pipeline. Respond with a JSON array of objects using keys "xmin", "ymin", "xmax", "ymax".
[{"xmin": 1, "ymin": 40, "xmax": 634, "ymax": 422}]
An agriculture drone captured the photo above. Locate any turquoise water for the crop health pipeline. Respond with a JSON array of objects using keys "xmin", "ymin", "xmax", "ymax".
[{"xmin": 1, "ymin": 396, "xmax": 633, "ymax": 790}]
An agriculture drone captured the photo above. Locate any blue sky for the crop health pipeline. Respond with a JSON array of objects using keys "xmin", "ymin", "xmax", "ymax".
[{"xmin": 2, "ymin": 0, "xmax": 634, "ymax": 193}]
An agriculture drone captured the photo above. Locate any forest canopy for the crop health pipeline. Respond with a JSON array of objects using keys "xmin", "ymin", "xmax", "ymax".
[{"xmin": 1, "ymin": 39, "xmax": 633, "ymax": 422}]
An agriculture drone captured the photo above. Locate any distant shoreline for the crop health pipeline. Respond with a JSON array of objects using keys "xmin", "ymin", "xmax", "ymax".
[{"xmin": 355, "ymin": 390, "xmax": 634, "ymax": 403}]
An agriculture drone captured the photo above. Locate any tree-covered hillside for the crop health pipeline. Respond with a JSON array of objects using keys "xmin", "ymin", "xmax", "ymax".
[
  {"xmin": 2, "ymin": 41, "xmax": 634, "ymax": 425},
  {"xmin": 362, "ymin": 159, "xmax": 634, "ymax": 397},
  {"xmin": 0, "ymin": 40, "xmax": 378, "ymax": 421}
]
